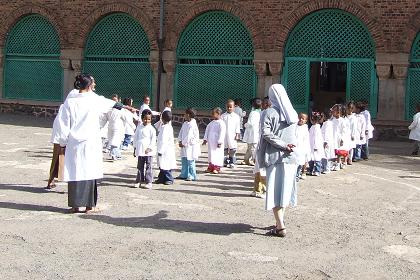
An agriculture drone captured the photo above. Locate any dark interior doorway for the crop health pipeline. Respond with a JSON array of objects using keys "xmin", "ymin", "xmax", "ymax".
[{"xmin": 310, "ymin": 62, "xmax": 347, "ymax": 113}]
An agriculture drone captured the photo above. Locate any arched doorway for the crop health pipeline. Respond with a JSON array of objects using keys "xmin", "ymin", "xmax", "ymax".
[
  {"xmin": 282, "ymin": 9, "xmax": 378, "ymax": 116},
  {"xmin": 83, "ymin": 13, "xmax": 152, "ymax": 104},
  {"xmin": 4, "ymin": 14, "xmax": 62, "ymax": 101},
  {"xmin": 175, "ymin": 11, "xmax": 256, "ymax": 110},
  {"xmin": 406, "ymin": 32, "xmax": 420, "ymax": 119}
]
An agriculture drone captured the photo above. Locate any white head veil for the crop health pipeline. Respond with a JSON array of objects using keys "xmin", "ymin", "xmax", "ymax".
[{"xmin": 268, "ymin": 84, "xmax": 298, "ymax": 125}]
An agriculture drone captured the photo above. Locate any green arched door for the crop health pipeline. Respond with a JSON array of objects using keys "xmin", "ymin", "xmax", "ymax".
[
  {"xmin": 282, "ymin": 9, "xmax": 378, "ymax": 117},
  {"xmin": 406, "ymin": 33, "xmax": 420, "ymax": 119},
  {"xmin": 4, "ymin": 14, "xmax": 63, "ymax": 101},
  {"xmin": 175, "ymin": 11, "xmax": 257, "ymax": 110},
  {"xmin": 83, "ymin": 13, "xmax": 152, "ymax": 103}
]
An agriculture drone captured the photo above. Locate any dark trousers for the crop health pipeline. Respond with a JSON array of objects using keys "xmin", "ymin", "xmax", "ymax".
[
  {"xmin": 361, "ymin": 140, "xmax": 369, "ymax": 159},
  {"xmin": 308, "ymin": 160, "xmax": 322, "ymax": 174},
  {"xmin": 136, "ymin": 156, "xmax": 153, "ymax": 184},
  {"xmin": 158, "ymin": 169, "xmax": 173, "ymax": 183},
  {"xmin": 224, "ymin": 148, "xmax": 237, "ymax": 165}
]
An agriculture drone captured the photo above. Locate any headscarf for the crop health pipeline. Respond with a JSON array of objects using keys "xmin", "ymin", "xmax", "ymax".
[{"xmin": 268, "ymin": 84, "xmax": 298, "ymax": 124}]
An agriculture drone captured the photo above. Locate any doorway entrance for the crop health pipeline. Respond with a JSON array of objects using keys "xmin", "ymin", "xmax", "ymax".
[{"xmin": 310, "ymin": 62, "xmax": 347, "ymax": 113}]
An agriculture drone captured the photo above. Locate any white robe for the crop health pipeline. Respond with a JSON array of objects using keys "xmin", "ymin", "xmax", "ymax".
[
  {"xmin": 309, "ymin": 124, "xmax": 324, "ymax": 161},
  {"xmin": 154, "ymin": 107, "xmax": 171, "ymax": 131},
  {"xmin": 123, "ymin": 109, "xmax": 138, "ymax": 136},
  {"xmin": 139, "ymin": 103, "xmax": 159, "ymax": 116},
  {"xmin": 56, "ymin": 91, "xmax": 117, "ymax": 181},
  {"xmin": 51, "ymin": 105, "xmax": 64, "ymax": 144},
  {"xmin": 157, "ymin": 123, "xmax": 177, "ymax": 170},
  {"xmin": 203, "ymin": 119, "xmax": 226, "ymax": 166},
  {"xmin": 321, "ymin": 119, "xmax": 335, "ymax": 159},
  {"xmin": 341, "ymin": 117, "xmax": 352, "ymax": 150},
  {"xmin": 295, "ymin": 124, "xmax": 310, "ymax": 165},
  {"xmin": 222, "ymin": 112, "xmax": 240, "ymax": 149},
  {"xmin": 409, "ymin": 112, "xmax": 420, "ymax": 141},
  {"xmin": 356, "ymin": 114, "xmax": 367, "ymax": 145},
  {"xmin": 178, "ymin": 119, "xmax": 201, "ymax": 160},
  {"xmin": 361, "ymin": 110, "xmax": 374, "ymax": 139},
  {"xmin": 106, "ymin": 108, "xmax": 133, "ymax": 147},
  {"xmin": 347, "ymin": 113, "xmax": 358, "ymax": 149},
  {"xmin": 242, "ymin": 109, "xmax": 261, "ymax": 144},
  {"xmin": 332, "ymin": 117, "xmax": 346, "ymax": 151},
  {"xmin": 133, "ymin": 123, "xmax": 156, "ymax": 157}
]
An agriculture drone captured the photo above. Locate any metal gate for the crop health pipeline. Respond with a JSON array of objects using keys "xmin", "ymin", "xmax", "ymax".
[
  {"xmin": 83, "ymin": 13, "xmax": 152, "ymax": 103},
  {"xmin": 4, "ymin": 15, "xmax": 63, "ymax": 101},
  {"xmin": 175, "ymin": 11, "xmax": 256, "ymax": 110},
  {"xmin": 406, "ymin": 33, "xmax": 420, "ymax": 119},
  {"xmin": 282, "ymin": 9, "xmax": 378, "ymax": 117}
]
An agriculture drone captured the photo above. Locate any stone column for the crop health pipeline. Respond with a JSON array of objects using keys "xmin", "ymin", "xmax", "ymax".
[
  {"xmin": 254, "ymin": 61, "xmax": 266, "ymax": 99},
  {"xmin": 162, "ymin": 51, "xmax": 176, "ymax": 109},
  {"xmin": 61, "ymin": 49, "xmax": 83, "ymax": 99},
  {"xmin": 149, "ymin": 50, "xmax": 159, "ymax": 110},
  {"xmin": 0, "ymin": 49, "xmax": 3, "ymax": 99},
  {"xmin": 376, "ymin": 53, "xmax": 409, "ymax": 120}
]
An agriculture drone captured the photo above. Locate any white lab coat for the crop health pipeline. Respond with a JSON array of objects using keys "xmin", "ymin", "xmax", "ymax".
[
  {"xmin": 203, "ymin": 119, "xmax": 226, "ymax": 166},
  {"xmin": 321, "ymin": 119, "xmax": 335, "ymax": 159},
  {"xmin": 221, "ymin": 112, "xmax": 240, "ymax": 149},
  {"xmin": 106, "ymin": 108, "xmax": 133, "ymax": 147},
  {"xmin": 242, "ymin": 109, "xmax": 261, "ymax": 144},
  {"xmin": 341, "ymin": 117, "xmax": 352, "ymax": 150},
  {"xmin": 139, "ymin": 103, "xmax": 159, "ymax": 116},
  {"xmin": 309, "ymin": 124, "xmax": 324, "ymax": 161},
  {"xmin": 133, "ymin": 123, "xmax": 156, "ymax": 157},
  {"xmin": 56, "ymin": 91, "xmax": 117, "ymax": 181},
  {"xmin": 51, "ymin": 105, "xmax": 64, "ymax": 144},
  {"xmin": 408, "ymin": 112, "xmax": 420, "ymax": 141},
  {"xmin": 295, "ymin": 124, "xmax": 310, "ymax": 165},
  {"xmin": 154, "ymin": 107, "xmax": 171, "ymax": 131},
  {"xmin": 356, "ymin": 114, "xmax": 367, "ymax": 145},
  {"xmin": 157, "ymin": 123, "xmax": 177, "ymax": 170},
  {"xmin": 123, "ymin": 109, "xmax": 138, "ymax": 136},
  {"xmin": 347, "ymin": 113, "xmax": 358, "ymax": 149},
  {"xmin": 361, "ymin": 110, "xmax": 374, "ymax": 139},
  {"xmin": 332, "ymin": 117, "xmax": 346, "ymax": 150},
  {"xmin": 178, "ymin": 119, "xmax": 201, "ymax": 160}
]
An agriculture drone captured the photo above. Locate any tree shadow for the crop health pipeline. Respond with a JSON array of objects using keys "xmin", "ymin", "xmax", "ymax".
[
  {"xmin": 80, "ymin": 210, "xmax": 254, "ymax": 236},
  {"xmin": 0, "ymin": 184, "xmax": 65, "ymax": 194},
  {"xmin": 0, "ymin": 201, "xmax": 66, "ymax": 213}
]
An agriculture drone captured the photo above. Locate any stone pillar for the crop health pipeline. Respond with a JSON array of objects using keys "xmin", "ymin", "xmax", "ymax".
[
  {"xmin": 61, "ymin": 49, "xmax": 83, "ymax": 99},
  {"xmin": 254, "ymin": 61, "xmax": 266, "ymax": 99},
  {"xmin": 162, "ymin": 51, "xmax": 176, "ymax": 110},
  {"xmin": 376, "ymin": 53, "xmax": 409, "ymax": 120},
  {"xmin": 149, "ymin": 50, "xmax": 159, "ymax": 110}
]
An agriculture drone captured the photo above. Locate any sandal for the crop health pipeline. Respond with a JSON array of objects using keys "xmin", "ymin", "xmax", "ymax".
[
  {"xmin": 85, "ymin": 207, "xmax": 101, "ymax": 214},
  {"xmin": 67, "ymin": 207, "xmax": 85, "ymax": 214},
  {"xmin": 44, "ymin": 183, "xmax": 56, "ymax": 190},
  {"xmin": 267, "ymin": 227, "xmax": 286, "ymax": 237}
]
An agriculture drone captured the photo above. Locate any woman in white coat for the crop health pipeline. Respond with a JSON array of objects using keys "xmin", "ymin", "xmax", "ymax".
[
  {"xmin": 409, "ymin": 104, "xmax": 420, "ymax": 155},
  {"xmin": 56, "ymin": 74, "xmax": 125, "ymax": 213}
]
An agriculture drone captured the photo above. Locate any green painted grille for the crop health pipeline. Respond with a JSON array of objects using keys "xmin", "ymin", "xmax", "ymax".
[
  {"xmin": 407, "ymin": 33, "xmax": 420, "ymax": 119},
  {"xmin": 283, "ymin": 9, "xmax": 377, "ymax": 117},
  {"xmin": 4, "ymin": 14, "xmax": 62, "ymax": 101},
  {"xmin": 175, "ymin": 11, "xmax": 256, "ymax": 111},
  {"xmin": 84, "ymin": 13, "xmax": 152, "ymax": 104}
]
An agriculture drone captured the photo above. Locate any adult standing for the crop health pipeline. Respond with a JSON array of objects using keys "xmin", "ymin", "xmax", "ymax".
[
  {"xmin": 56, "ymin": 74, "xmax": 125, "ymax": 213},
  {"xmin": 258, "ymin": 84, "xmax": 299, "ymax": 237}
]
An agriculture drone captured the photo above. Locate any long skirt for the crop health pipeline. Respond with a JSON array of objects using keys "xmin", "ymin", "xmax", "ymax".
[
  {"xmin": 68, "ymin": 180, "xmax": 98, "ymax": 208},
  {"xmin": 265, "ymin": 162, "xmax": 298, "ymax": 210}
]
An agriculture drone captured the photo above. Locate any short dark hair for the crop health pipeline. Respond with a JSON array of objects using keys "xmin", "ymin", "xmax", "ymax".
[
  {"xmin": 111, "ymin": 94, "xmax": 119, "ymax": 100},
  {"xmin": 141, "ymin": 109, "xmax": 152, "ymax": 120},
  {"xmin": 212, "ymin": 107, "xmax": 223, "ymax": 115},
  {"xmin": 74, "ymin": 74, "xmax": 93, "ymax": 90},
  {"xmin": 161, "ymin": 110, "xmax": 172, "ymax": 123},
  {"xmin": 185, "ymin": 107, "xmax": 196, "ymax": 118},
  {"xmin": 252, "ymin": 98, "xmax": 262, "ymax": 109},
  {"xmin": 122, "ymin": 97, "xmax": 133, "ymax": 106},
  {"xmin": 234, "ymin": 98, "xmax": 242, "ymax": 106}
]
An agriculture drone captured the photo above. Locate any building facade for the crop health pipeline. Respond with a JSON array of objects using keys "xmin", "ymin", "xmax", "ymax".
[{"xmin": 0, "ymin": 0, "xmax": 419, "ymax": 123}]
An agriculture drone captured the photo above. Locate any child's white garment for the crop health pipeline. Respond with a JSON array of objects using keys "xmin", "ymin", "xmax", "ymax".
[
  {"xmin": 347, "ymin": 113, "xmax": 358, "ymax": 150},
  {"xmin": 295, "ymin": 124, "xmax": 310, "ymax": 165},
  {"xmin": 409, "ymin": 112, "xmax": 420, "ymax": 141},
  {"xmin": 139, "ymin": 103, "xmax": 159, "ymax": 116},
  {"xmin": 321, "ymin": 119, "xmax": 335, "ymax": 159},
  {"xmin": 154, "ymin": 107, "xmax": 172, "ymax": 131},
  {"xmin": 341, "ymin": 116, "xmax": 352, "ymax": 151},
  {"xmin": 178, "ymin": 119, "xmax": 201, "ymax": 160},
  {"xmin": 221, "ymin": 112, "xmax": 240, "ymax": 149},
  {"xmin": 361, "ymin": 110, "xmax": 374, "ymax": 139},
  {"xmin": 203, "ymin": 119, "xmax": 226, "ymax": 167},
  {"xmin": 123, "ymin": 108, "xmax": 138, "ymax": 137},
  {"xmin": 356, "ymin": 114, "xmax": 367, "ymax": 145},
  {"xmin": 309, "ymin": 123, "xmax": 324, "ymax": 161},
  {"xmin": 157, "ymin": 122, "xmax": 177, "ymax": 170},
  {"xmin": 332, "ymin": 117, "xmax": 346, "ymax": 151},
  {"xmin": 242, "ymin": 109, "xmax": 261, "ymax": 144},
  {"xmin": 106, "ymin": 108, "xmax": 132, "ymax": 148},
  {"xmin": 133, "ymin": 123, "xmax": 156, "ymax": 157}
]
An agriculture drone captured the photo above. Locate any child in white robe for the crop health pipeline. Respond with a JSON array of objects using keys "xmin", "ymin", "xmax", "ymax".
[
  {"xmin": 321, "ymin": 109, "xmax": 334, "ymax": 173},
  {"xmin": 359, "ymin": 101, "xmax": 374, "ymax": 160},
  {"xmin": 308, "ymin": 112, "xmax": 324, "ymax": 176},
  {"xmin": 154, "ymin": 99, "xmax": 173, "ymax": 132},
  {"xmin": 203, "ymin": 107, "xmax": 226, "ymax": 174},
  {"xmin": 340, "ymin": 105, "xmax": 352, "ymax": 167},
  {"xmin": 121, "ymin": 97, "xmax": 139, "ymax": 150},
  {"xmin": 156, "ymin": 110, "xmax": 177, "ymax": 185},
  {"xmin": 178, "ymin": 108, "xmax": 201, "ymax": 181},
  {"xmin": 408, "ymin": 104, "xmax": 420, "ymax": 155},
  {"xmin": 241, "ymin": 98, "xmax": 262, "ymax": 165},
  {"xmin": 331, "ymin": 104, "xmax": 346, "ymax": 171},
  {"xmin": 222, "ymin": 99, "xmax": 241, "ymax": 168},
  {"xmin": 354, "ymin": 106, "xmax": 367, "ymax": 161},
  {"xmin": 233, "ymin": 98, "xmax": 246, "ymax": 139},
  {"xmin": 139, "ymin": 95, "xmax": 160, "ymax": 117},
  {"xmin": 133, "ymin": 109, "xmax": 156, "ymax": 189},
  {"xmin": 295, "ymin": 113, "xmax": 310, "ymax": 180},
  {"xmin": 346, "ymin": 102, "xmax": 357, "ymax": 164}
]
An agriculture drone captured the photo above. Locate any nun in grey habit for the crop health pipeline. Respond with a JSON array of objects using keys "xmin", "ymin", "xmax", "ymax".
[{"xmin": 257, "ymin": 84, "xmax": 299, "ymax": 237}]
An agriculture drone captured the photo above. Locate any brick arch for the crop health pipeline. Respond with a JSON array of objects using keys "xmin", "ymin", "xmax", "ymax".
[
  {"xmin": 276, "ymin": 0, "xmax": 386, "ymax": 54},
  {"xmin": 75, "ymin": 3, "xmax": 158, "ymax": 50},
  {"xmin": 0, "ymin": 5, "xmax": 66, "ymax": 48},
  {"xmin": 166, "ymin": 0, "xmax": 265, "ymax": 52},
  {"xmin": 403, "ymin": 11, "xmax": 420, "ymax": 55}
]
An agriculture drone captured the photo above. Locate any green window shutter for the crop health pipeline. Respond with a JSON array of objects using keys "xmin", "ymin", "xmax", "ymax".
[
  {"xmin": 83, "ymin": 13, "xmax": 152, "ymax": 104},
  {"xmin": 406, "ymin": 33, "xmax": 420, "ymax": 120},
  {"xmin": 175, "ymin": 11, "xmax": 256, "ymax": 111},
  {"xmin": 4, "ymin": 14, "xmax": 63, "ymax": 101},
  {"xmin": 348, "ymin": 61, "xmax": 376, "ymax": 117},
  {"xmin": 284, "ymin": 58, "xmax": 309, "ymax": 113}
]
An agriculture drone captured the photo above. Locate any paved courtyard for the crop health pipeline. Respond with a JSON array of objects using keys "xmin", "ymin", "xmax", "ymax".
[{"xmin": 0, "ymin": 113, "xmax": 419, "ymax": 279}]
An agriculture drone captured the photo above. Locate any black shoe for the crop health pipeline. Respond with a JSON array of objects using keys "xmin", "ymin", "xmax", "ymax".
[{"xmin": 164, "ymin": 181, "xmax": 173, "ymax": 185}]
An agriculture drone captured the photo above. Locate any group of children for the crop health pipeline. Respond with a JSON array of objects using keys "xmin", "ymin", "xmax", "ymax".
[{"xmin": 295, "ymin": 101, "xmax": 374, "ymax": 181}]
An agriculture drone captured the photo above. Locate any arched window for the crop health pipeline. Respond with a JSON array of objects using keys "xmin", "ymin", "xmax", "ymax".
[{"xmin": 406, "ymin": 32, "xmax": 420, "ymax": 119}]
